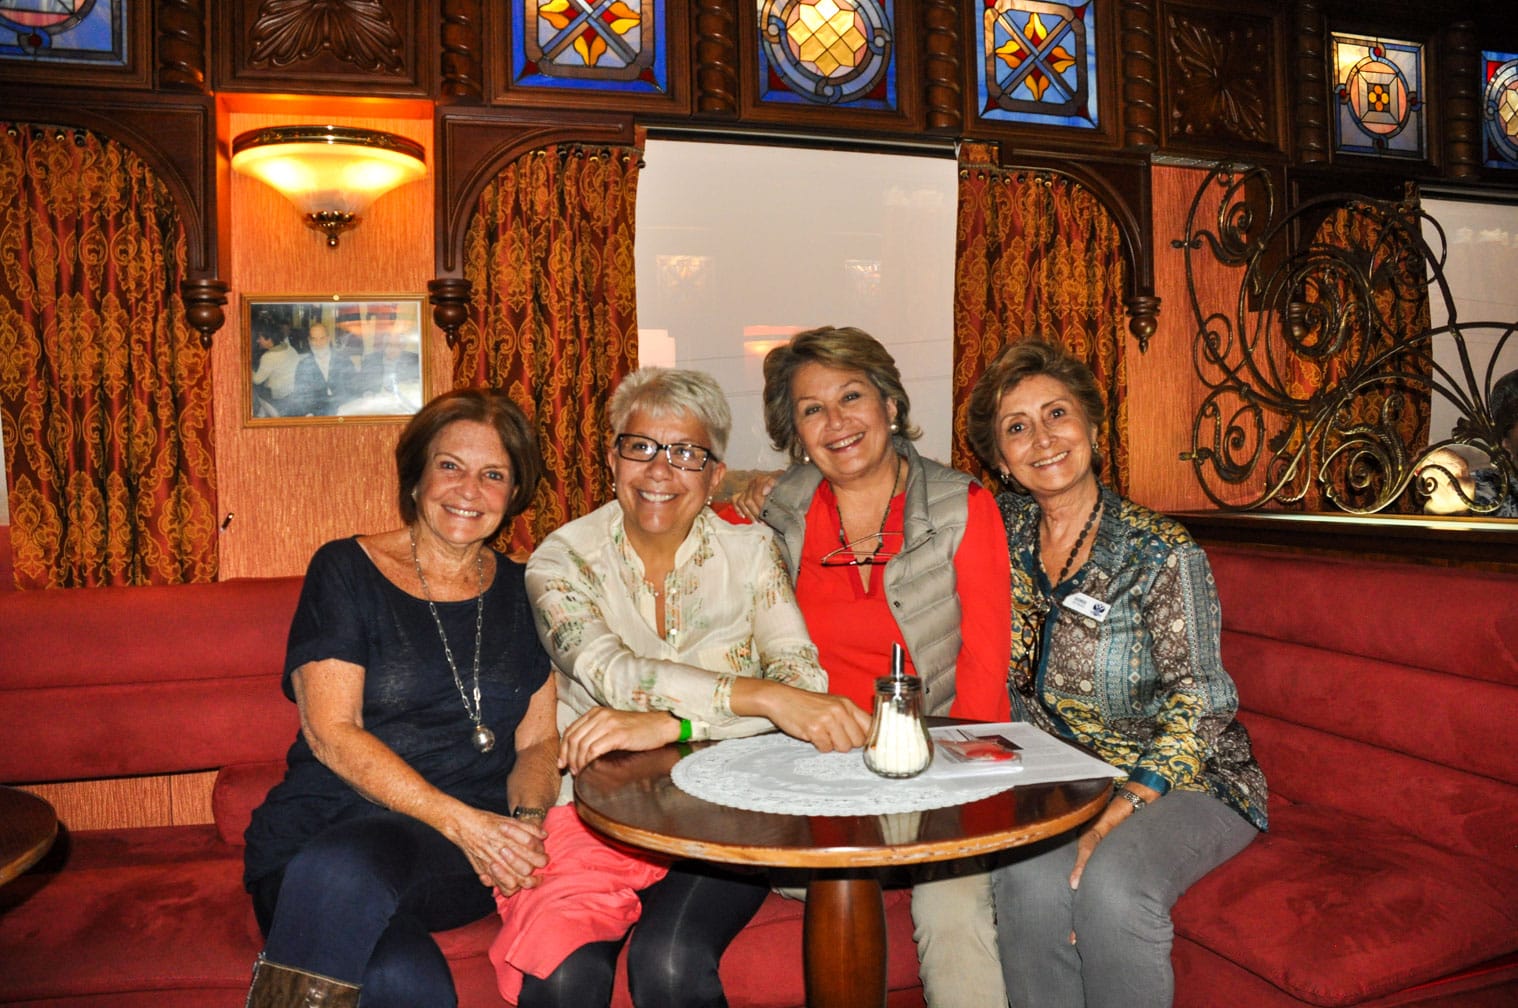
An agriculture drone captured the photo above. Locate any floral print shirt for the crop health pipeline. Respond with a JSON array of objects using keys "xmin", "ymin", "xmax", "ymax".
[
  {"xmin": 525, "ymin": 502, "xmax": 826, "ymax": 741},
  {"xmin": 1000, "ymin": 486, "xmax": 1267, "ymax": 830}
]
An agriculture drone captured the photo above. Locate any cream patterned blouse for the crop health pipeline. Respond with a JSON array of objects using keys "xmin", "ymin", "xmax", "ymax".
[{"xmin": 525, "ymin": 502, "xmax": 827, "ymax": 741}]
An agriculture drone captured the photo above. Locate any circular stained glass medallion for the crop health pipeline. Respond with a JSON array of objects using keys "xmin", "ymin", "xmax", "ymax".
[
  {"xmin": 1484, "ymin": 58, "xmax": 1518, "ymax": 166},
  {"xmin": 1340, "ymin": 52, "xmax": 1413, "ymax": 142},
  {"xmin": 760, "ymin": 0, "xmax": 892, "ymax": 106},
  {"xmin": 0, "ymin": 0, "xmax": 94, "ymax": 55}
]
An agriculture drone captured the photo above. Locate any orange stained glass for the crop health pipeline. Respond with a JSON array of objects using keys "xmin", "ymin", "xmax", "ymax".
[{"xmin": 787, "ymin": 0, "xmax": 868, "ymax": 76}]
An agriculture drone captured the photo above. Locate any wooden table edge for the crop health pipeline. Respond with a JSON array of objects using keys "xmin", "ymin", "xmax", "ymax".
[
  {"xmin": 0, "ymin": 789, "xmax": 59, "ymax": 888},
  {"xmin": 575, "ymin": 778, "xmax": 1111, "ymax": 869}
]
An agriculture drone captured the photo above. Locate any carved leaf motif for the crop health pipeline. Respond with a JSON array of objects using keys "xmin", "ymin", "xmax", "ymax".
[
  {"xmin": 1167, "ymin": 14, "xmax": 1270, "ymax": 143},
  {"xmin": 249, "ymin": 0, "xmax": 406, "ymax": 73}
]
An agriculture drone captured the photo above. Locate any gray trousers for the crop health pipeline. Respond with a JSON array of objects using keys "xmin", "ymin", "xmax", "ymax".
[{"xmin": 991, "ymin": 790, "xmax": 1258, "ymax": 1008}]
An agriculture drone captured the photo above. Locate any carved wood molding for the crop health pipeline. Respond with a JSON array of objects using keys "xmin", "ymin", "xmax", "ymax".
[
  {"xmin": 1290, "ymin": 0, "xmax": 1328, "ymax": 164},
  {"xmin": 921, "ymin": 0, "xmax": 961, "ymax": 132},
  {"xmin": 987, "ymin": 143, "xmax": 1160, "ymax": 349},
  {"xmin": 440, "ymin": 0, "xmax": 485, "ymax": 100},
  {"xmin": 219, "ymin": 0, "xmax": 430, "ymax": 96},
  {"xmin": 0, "ymin": 93, "xmax": 219, "ymax": 277},
  {"xmin": 1119, "ymin": 0, "xmax": 1160, "ymax": 151},
  {"xmin": 157, "ymin": 0, "xmax": 209, "ymax": 91},
  {"xmin": 433, "ymin": 109, "xmax": 638, "ymax": 275},
  {"xmin": 1441, "ymin": 19, "xmax": 1482, "ymax": 180},
  {"xmin": 1162, "ymin": 3, "xmax": 1280, "ymax": 154},
  {"xmin": 694, "ymin": 0, "xmax": 741, "ymax": 115}
]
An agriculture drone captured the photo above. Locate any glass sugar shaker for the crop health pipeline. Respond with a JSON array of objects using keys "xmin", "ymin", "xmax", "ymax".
[{"xmin": 863, "ymin": 643, "xmax": 934, "ymax": 778}]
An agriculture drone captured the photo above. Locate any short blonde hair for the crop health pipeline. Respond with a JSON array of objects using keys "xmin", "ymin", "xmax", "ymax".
[{"xmin": 607, "ymin": 368, "xmax": 732, "ymax": 458}]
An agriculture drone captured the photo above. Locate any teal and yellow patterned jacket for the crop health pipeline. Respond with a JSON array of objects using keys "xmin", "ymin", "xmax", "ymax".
[{"xmin": 999, "ymin": 485, "xmax": 1267, "ymax": 831}]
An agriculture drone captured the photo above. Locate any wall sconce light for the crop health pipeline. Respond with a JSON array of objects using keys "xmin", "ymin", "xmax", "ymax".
[{"xmin": 230, "ymin": 125, "xmax": 426, "ymax": 248}]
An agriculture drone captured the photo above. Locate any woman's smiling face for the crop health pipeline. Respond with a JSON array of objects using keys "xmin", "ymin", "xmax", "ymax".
[
  {"xmin": 609, "ymin": 408, "xmax": 726, "ymax": 550},
  {"xmin": 994, "ymin": 373, "xmax": 1098, "ymax": 501},
  {"xmin": 789, "ymin": 362, "xmax": 898, "ymax": 488}
]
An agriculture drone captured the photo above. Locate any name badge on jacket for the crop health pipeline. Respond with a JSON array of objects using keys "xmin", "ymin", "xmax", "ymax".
[{"xmin": 1063, "ymin": 592, "xmax": 1110, "ymax": 622}]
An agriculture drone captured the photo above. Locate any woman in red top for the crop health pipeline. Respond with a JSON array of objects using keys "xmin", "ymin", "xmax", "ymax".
[{"xmin": 737, "ymin": 325, "xmax": 1012, "ymax": 1008}]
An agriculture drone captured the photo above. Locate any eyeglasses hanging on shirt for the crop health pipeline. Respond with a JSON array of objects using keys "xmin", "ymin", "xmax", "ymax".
[{"xmin": 819, "ymin": 530, "xmax": 905, "ymax": 567}]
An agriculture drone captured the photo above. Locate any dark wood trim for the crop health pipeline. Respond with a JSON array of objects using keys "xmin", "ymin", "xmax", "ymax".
[
  {"xmin": 433, "ymin": 109, "xmax": 638, "ymax": 276},
  {"xmin": 0, "ymin": 91, "xmax": 219, "ymax": 277},
  {"xmin": 1120, "ymin": 0, "xmax": 1161, "ymax": 152},
  {"xmin": 1290, "ymin": 1, "xmax": 1329, "ymax": 165},
  {"xmin": 1440, "ymin": 19, "xmax": 1482, "ymax": 181},
  {"xmin": 1177, "ymin": 510, "xmax": 1518, "ymax": 571},
  {"xmin": 439, "ymin": 0, "xmax": 486, "ymax": 101},
  {"xmin": 157, "ymin": 0, "xmax": 210, "ymax": 92}
]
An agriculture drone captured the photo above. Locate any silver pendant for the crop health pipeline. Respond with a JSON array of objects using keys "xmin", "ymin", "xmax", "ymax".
[{"xmin": 471, "ymin": 724, "xmax": 496, "ymax": 753}]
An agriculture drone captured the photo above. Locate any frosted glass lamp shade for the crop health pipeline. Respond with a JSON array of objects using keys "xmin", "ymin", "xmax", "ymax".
[{"xmin": 231, "ymin": 125, "xmax": 426, "ymax": 247}]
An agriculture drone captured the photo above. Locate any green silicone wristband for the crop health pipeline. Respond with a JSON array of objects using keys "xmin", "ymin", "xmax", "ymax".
[{"xmin": 676, "ymin": 717, "xmax": 693, "ymax": 743}]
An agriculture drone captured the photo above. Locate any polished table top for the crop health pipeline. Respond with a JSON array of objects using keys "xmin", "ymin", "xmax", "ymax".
[
  {"xmin": 0, "ymin": 786, "xmax": 58, "ymax": 887},
  {"xmin": 574, "ymin": 741, "xmax": 1112, "ymax": 869}
]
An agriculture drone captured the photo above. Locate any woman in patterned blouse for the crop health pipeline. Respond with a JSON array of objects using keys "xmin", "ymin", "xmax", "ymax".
[
  {"xmin": 521, "ymin": 367, "xmax": 868, "ymax": 1008},
  {"xmin": 965, "ymin": 341, "xmax": 1267, "ymax": 1008}
]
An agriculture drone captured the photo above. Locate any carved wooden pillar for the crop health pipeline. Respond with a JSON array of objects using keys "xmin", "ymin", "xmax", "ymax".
[
  {"xmin": 694, "ymin": 0, "xmax": 740, "ymax": 115},
  {"xmin": 1119, "ymin": 0, "xmax": 1160, "ymax": 151},
  {"xmin": 157, "ymin": 0, "xmax": 208, "ymax": 90},
  {"xmin": 429, "ymin": 277, "xmax": 474, "ymax": 351},
  {"xmin": 441, "ymin": 0, "xmax": 485, "ymax": 101},
  {"xmin": 921, "ymin": 0, "xmax": 962, "ymax": 132},
  {"xmin": 180, "ymin": 278, "xmax": 227, "ymax": 350},
  {"xmin": 1291, "ymin": 1, "xmax": 1329, "ymax": 164},
  {"xmin": 1441, "ymin": 19, "xmax": 1481, "ymax": 180}
]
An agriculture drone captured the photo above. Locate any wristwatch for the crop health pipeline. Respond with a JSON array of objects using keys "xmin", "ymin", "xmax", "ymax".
[
  {"xmin": 1113, "ymin": 787, "xmax": 1147, "ymax": 812},
  {"xmin": 511, "ymin": 806, "xmax": 548, "ymax": 822}
]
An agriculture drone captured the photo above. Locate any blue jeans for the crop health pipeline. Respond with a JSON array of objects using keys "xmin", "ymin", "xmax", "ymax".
[
  {"xmin": 250, "ymin": 811, "xmax": 494, "ymax": 1008},
  {"xmin": 992, "ymin": 790, "xmax": 1258, "ymax": 1008}
]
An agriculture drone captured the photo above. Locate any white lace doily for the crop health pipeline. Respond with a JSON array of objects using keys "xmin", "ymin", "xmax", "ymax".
[{"xmin": 670, "ymin": 734, "xmax": 1021, "ymax": 816}]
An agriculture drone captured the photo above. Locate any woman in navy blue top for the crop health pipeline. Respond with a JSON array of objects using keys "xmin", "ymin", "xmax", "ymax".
[{"xmin": 243, "ymin": 389, "xmax": 560, "ymax": 1008}]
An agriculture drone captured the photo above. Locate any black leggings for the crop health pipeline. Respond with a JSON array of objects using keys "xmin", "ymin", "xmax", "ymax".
[{"xmin": 516, "ymin": 861, "xmax": 769, "ymax": 1008}]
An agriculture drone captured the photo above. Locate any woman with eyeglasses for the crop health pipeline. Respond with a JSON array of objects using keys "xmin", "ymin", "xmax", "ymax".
[
  {"xmin": 965, "ymin": 341, "xmax": 1265, "ymax": 1008},
  {"xmin": 513, "ymin": 367, "xmax": 868, "ymax": 1008},
  {"xmin": 740, "ymin": 325, "xmax": 1012, "ymax": 1008}
]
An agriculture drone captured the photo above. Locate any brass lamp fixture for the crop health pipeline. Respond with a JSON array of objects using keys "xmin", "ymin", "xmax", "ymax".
[{"xmin": 230, "ymin": 125, "xmax": 426, "ymax": 248}]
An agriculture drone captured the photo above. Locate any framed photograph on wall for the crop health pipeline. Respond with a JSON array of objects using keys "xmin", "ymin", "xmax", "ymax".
[{"xmin": 244, "ymin": 294, "xmax": 427, "ymax": 426}]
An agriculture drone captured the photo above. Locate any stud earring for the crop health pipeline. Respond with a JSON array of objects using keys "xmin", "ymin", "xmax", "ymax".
[
  {"xmin": 890, "ymin": 422, "xmax": 899, "ymax": 433},
  {"xmin": 803, "ymin": 452, "xmax": 811, "ymax": 464}
]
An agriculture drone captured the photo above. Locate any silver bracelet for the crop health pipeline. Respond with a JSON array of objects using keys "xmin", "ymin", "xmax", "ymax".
[{"xmin": 1113, "ymin": 786, "xmax": 1147, "ymax": 812}]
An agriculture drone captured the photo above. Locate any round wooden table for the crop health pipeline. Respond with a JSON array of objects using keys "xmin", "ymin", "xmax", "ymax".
[
  {"xmin": 575, "ymin": 743, "xmax": 1110, "ymax": 1008},
  {"xmin": 0, "ymin": 786, "xmax": 58, "ymax": 887}
]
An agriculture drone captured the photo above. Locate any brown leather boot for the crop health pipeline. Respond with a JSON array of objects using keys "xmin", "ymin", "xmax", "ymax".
[{"xmin": 245, "ymin": 954, "xmax": 360, "ymax": 1008}]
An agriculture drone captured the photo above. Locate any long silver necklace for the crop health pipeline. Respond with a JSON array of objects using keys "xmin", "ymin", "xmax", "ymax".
[{"xmin": 409, "ymin": 526, "xmax": 494, "ymax": 753}]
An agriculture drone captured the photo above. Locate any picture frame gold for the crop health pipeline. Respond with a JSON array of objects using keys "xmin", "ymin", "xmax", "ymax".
[{"xmin": 244, "ymin": 293, "xmax": 426, "ymax": 426}]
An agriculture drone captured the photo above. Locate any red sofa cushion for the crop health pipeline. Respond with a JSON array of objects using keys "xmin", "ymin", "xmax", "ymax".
[
  {"xmin": 213, "ymin": 761, "xmax": 287, "ymax": 848},
  {"xmin": 1174, "ymin": 802, "xmax": 1518, "ymax": 1007}
]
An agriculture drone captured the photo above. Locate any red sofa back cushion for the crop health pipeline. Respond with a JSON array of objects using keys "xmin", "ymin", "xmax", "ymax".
[
  {"xmin": 0, "ymin": 577, "xmax": 304, "ymax": 783},
  {"xmin": 1205, "ymin": 545, "xmax": 1518, "ymax": 868}
]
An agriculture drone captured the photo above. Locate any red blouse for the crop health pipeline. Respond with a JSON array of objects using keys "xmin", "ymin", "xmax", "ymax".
[{"xmin": 793, "ymin": 480, "xmax": 1011, "ymax": 721}]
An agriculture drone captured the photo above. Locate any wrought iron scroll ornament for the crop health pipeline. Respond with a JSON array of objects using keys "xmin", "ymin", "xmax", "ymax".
[{"xmin": 1176, "ymin": 163, "xmax": 1516, "ymax": 515}]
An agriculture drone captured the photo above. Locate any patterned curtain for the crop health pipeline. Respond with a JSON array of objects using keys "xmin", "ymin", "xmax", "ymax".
[
  {"xmin": 455, "ymin": 143, "xmax": 642, "ymax": 554},
  {"xmin": 1276, "ymin": 204, "xmax": 1432, "ymax": 513},
  {"xmin": 952, "ymin": 142, "xmax": 1130, "ymax": 496},
  {"xmin": 0, "ymin": 123, "xmax": 218, "ymax": 588}
]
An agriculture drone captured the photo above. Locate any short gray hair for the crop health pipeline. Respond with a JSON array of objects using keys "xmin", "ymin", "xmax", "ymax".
[{"xmin": 607, "ymin": 367, "xmax": 733, "ymax": 458}]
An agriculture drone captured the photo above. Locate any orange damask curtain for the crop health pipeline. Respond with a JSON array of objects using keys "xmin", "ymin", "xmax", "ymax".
[
  {"xmin": 0, "ymin": 124, "xmax": 218, "ymax": 588},
  {"xmin": 454, "ymin": 143, "xmax": 641, "ymax": 554},
  {"xmin": 952, "ymin": 142, "xmax": 1130, "ymax": 496}
]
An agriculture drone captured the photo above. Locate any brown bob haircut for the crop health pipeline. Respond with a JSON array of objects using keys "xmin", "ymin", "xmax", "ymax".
[
  {"xmin": 761, "ymin": 325, "xmax": 921, "ymax": 463},
  {"xmin": 395, "ymin": 388, "xmax": 543, "ymax": 532},
  {"xmin": 965, "ymin": 340, "xmax": 1107, "ymax": 483}
]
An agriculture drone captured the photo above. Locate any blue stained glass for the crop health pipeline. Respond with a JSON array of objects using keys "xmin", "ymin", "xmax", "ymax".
[
  {"xmin": 755, "ymin": 0, "xmax": 897, "ymax": 110},
  {"xmin": 975, "ymin": 1, "xmax": 1098, "ymax": 130},
  {"xmin": 1482, "ymin": 51, "xmax": 1518, "ymax": 170},
  {"xmin": 510, "ymin": 0, "xmax": 668, "ymax": 95},
  {"xmin": 1332, "ymin": 34, "xmax": 1425, "ymax": 159},
  {"xmin": 0, "ymin": 0, "xmax": 127, "ymax": 66}
]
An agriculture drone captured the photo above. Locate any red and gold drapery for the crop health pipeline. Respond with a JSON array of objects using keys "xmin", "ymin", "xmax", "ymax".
[
  {"xmin": 952, "ymin": 142, "xmax": 1130, "ymax": 496},
  {"xmin": 0, "ymin": 123, "xmax": 218, "ymax": 588},
  {"xmin": 454, "ymin": 143, "xmax": 642, "ymax": 554}
]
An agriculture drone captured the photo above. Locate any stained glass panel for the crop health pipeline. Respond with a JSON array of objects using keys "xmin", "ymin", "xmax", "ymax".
[
  {"xmin": 511, "ymin": 0, "xmax": 666, "ymax": 93},
  {"xmin": 1332, "ymin": 33, "xmax": 1425, "ymax": 159},
  {"xmin": 1483, "ymin": 51, "xmax": 1518, "ymax": 170},
  {"xmin": 0, "ymin": 0, "xmax": 127, "ymax": 66},
  {"xmin": 975, "ymin": 1, "xmax": 1097, "ymax": 130},
  {"xmin": 755, "ymin": 0, "xmax": 896, "ymax": 110}
]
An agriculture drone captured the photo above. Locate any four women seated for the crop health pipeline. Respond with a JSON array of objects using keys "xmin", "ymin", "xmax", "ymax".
[{"xmin": 244, "ymin": 336, "xmax": 1264, "ymax": 1008}]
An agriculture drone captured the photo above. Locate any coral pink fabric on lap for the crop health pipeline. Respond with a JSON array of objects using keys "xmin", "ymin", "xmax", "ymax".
[{"xmin": 491, "ymin": 805, "xmax": 670, "ymax": 1002}]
